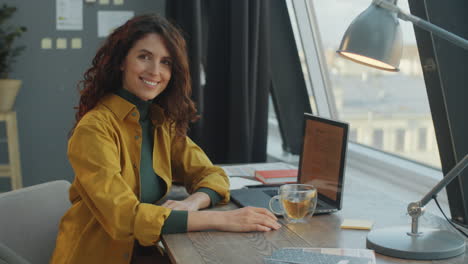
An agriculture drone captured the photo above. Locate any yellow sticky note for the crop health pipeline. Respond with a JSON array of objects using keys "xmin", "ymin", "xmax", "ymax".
[
  {"xmin": 71, "ymin": 38, "xmax": 82, "ymax": 49},
  {"xmin": 56, "ymin": 38, "xmax": 67, "ymax": 49},
  {"xmin": 113, "ymin": 0, "xmax": 124, "ymax": 5},
  {"xmin": 340, "ymin": 219, "xmax": 373, "ymax": 230},
  {"xmin": 41, "ymin": 38, "xmax": 52, "ymax": 49},
  {"xmin": 99, "ymin": 0, "xmax": 110, "ymax": 5}
]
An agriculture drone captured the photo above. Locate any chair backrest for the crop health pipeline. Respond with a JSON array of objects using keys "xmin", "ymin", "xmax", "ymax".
[{"xmin": 0, "ymin": 180, "xmax": 71, "ymax": 264}]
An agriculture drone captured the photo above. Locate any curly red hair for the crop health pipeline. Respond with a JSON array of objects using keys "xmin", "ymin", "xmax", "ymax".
[{"xmin": 72, "ymin": 14, "xmax": 197, "ymax": 138}]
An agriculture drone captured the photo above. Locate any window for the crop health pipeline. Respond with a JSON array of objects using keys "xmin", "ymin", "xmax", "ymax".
[
  {"xmin": 264, "ymin": 0, "xmax": 455, "ymax": 225},
  {"xmin": 395, "ymin": 128, "xmax": 406, "ymax": 152},
  {"xmin": 312, "ymin": 0, "xmax": 441, "ymax": 168},
  {"xmin": 349, "ymin": 128, "xmax": 357, "ymax": 142},
  {"xmin": 418, "ymin": 127, "xmax": 427, "ymax": 151},
  {"xmin": 372, "ymin": 129, "xmax": 384, "ymax": 150},
  {"xmin": 267, "ymin": 0, "xmax": 441, "ymax": 169}
]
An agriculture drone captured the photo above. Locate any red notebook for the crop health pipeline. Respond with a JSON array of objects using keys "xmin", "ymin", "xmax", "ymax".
[{"xmin": 254, "ymin": 169, "xmax": 298, "ymax": 184}]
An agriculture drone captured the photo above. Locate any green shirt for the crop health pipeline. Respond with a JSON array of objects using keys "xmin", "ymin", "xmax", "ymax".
[{"xmin": 115, "ymin": 89, "xmax": 221, "ymax": 234}]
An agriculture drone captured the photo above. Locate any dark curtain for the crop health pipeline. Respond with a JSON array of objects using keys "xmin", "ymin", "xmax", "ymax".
[
  {"xmin": 166, "ymin": 0, "xmax": 271, "ymax": 164},
  {"xmin": 165, "ymin": 0, "xmax": 204, "ymax": 140}
]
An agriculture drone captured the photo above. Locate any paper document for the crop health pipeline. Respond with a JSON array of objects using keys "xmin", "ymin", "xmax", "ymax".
[
  {"xmin": 97, "ymin": 11, "xmax": 134, "ymax": 37},
  {"xmin": 56, "ymin": 0, "xmax": 83, "ymax": 30},
  {"xmin": 221, "ymin": 162, "xmax": 297, "ymax": 178},
  {"xmin": 229, "ymin": 177, "xmax": 262, "ymax": 190}
]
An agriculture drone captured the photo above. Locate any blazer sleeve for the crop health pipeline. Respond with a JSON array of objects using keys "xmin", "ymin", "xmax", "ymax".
[
  {"xmin": 170, "ymin": 128, "xmax": 230, "ymax": 204},
  {"xmin": 68, "ymin": 121, "xmax": 171, "ymax": 246}
]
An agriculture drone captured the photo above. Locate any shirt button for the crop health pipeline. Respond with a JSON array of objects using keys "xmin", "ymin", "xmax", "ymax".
[
  {"xmin": 123, "ymin": 252, "xmax": 129, "ymax": 259},
  {"xmin": 135, "ymin": 135, "xmax": 140, "ymax": 140},
  {"xmin": 133, "ymin": 164, "xmax": 137, "ymax": 169},
  {"xmin": 131, "ymin": 112, "xmax": 137, "ymax": 117}
]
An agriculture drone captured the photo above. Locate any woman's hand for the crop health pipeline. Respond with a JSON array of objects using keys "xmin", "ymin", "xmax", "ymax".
[
  {"xmin": 217, "ymin": 207, "xmax": 282, "ymax": 232},
  {"xmin": 188, "ymin": 206, "xmax": 282, "ymax": 232}
]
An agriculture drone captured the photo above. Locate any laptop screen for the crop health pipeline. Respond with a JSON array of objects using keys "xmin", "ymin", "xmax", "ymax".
[{"xmin": 298, "ymin": 114, "xmax": 348, "ymax": 207}]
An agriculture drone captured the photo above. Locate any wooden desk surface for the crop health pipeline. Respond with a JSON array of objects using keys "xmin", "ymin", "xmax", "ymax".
[{"xmin": 162, "ymin": 174, "xmax": 468, "ymax": 264}]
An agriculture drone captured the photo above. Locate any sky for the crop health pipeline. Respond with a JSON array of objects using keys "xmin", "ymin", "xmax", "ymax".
[{"xmin": 312, "ymin": 0, "xmax": 417, "ymax": 47}]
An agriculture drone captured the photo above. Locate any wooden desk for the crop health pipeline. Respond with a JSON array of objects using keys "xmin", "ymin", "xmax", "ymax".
[{"xmin": 162, "ymin": 174, "xmax": 468, "ymax": 264}]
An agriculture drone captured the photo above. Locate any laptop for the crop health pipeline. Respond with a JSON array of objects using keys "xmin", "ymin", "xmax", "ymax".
[{"xmin": 230, "ymin": 113, "xmax": 349, "ymax": 215}]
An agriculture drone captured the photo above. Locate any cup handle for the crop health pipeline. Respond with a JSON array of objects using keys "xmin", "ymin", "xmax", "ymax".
[{"xmin": 269, "ymin": 195, "xmax": 283, "ymax": 215}]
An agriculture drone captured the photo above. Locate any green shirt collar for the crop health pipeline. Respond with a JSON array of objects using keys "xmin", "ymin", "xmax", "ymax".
[{"xmin": 114, "ymin": 88, "xmax": 153, "ymax": 121}]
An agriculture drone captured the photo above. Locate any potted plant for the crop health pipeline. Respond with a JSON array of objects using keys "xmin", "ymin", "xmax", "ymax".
[{"xmin": 0, "ymin": 4, "xmax": 26, "ymax": 112}]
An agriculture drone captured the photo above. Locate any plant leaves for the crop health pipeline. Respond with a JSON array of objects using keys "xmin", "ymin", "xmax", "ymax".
[{"xmin": 0, "ymin": 4, "xmax": 26, "ymax": 77}]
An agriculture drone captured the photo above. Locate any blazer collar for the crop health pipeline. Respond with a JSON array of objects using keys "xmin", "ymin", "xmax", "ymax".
[{"xmin": 100, "ymin": 94, "xmax": 166, "ymax": 127}]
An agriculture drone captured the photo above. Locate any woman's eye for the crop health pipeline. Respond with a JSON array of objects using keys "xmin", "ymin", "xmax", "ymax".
[
  {"xmin": 139, "ymin": 54, "xmax": 150, "ymax": 60},
  {"xmin": 162, "ymin": 59, "xmax": 172, "ymax": 66}
]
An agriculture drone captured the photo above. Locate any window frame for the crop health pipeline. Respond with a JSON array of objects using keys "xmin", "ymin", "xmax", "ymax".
[{"xmin": 285, "ymin": 0, "xmax": 336, "ymax": 119}]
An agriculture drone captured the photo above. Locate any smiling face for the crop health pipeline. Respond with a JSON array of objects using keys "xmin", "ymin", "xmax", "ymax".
[{"xmin": 121, "ymin": 33, "xmax": 173, "ymax": 101}]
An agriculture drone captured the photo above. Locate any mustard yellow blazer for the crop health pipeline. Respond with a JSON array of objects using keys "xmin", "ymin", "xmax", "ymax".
[{"xmin": 50, "ymin": 94, "xmax": 229, "ymax": 264}]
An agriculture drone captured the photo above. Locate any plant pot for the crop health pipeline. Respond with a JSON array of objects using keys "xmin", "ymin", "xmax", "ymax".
[{"xmin": 0, "ymin": 79, "xmax": 21, "ymax": 112}]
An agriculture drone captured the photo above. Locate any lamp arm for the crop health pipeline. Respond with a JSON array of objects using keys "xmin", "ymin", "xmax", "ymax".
[
  {"xmin": 373, "ymin": 0, "xmax": 468, "ymax": 50},
  {"xmin": 418, "ymin": 154, "xmax": 468, "ymax": 207}
]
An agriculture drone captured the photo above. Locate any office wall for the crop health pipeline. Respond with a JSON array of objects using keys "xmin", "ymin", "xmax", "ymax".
[{"xmin": 0, "ymin": 0, "xmax": 166, "ymax": 191}]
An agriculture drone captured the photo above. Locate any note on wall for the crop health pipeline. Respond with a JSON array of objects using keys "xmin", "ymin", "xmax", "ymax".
[
  {"xmin": 71, "ymin": 38, "xmax": 82, "ymax": 49},
  {"xmin": 56, "ymin": 0, "xmax": 83, "ymax": 30},
  {"xmin": 97, "ymin": 11, "xmax": 134, "ymax": 38},
  {"xmin": 56, "ymin": 38, "xmax": 67, "ymax": 49},
  {"xmin": 41, "ymin": 38, "xmax": 53, "ymax": 49}
]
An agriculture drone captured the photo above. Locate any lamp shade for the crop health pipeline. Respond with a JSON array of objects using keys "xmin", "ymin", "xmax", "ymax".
[{"xmin": 337, "ymin": 3, "xmax": 403, "ymax": 72}]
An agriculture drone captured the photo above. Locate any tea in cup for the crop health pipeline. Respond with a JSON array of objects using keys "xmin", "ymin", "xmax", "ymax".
[{"xmin": 269, "ymin": 184, "xmax": 317, "ymax": 223}]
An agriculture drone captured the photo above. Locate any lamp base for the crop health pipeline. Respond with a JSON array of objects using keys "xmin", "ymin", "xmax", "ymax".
[{"xmin": 366, "ymin": 226, "xmax": 465, "ymax": 260}]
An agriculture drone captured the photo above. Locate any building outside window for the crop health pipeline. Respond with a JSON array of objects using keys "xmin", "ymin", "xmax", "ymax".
[
  {"xmin": 372, "ymin": 129, "xmax": 384, "ymax": 150},
  {"xmin": 349, "ymin": 128, "xmax": 358, "ymax": 142},
  {"xmin": 418, "ymin": 127, "xmax": 427, "ymax": 151},
  {"xmin": 395, "ymin": 128, "xmax": 406, "ymax": 152}
]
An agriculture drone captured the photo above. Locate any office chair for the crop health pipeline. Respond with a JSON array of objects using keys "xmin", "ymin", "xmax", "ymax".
[{"xmin": 0, "ymin": 180, "xmax": 71, "ymax": 264}]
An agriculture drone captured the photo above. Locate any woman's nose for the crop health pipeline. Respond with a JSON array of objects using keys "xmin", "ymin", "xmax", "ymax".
[{"xmin": 149, "ymin": 62, "xmax": 161, "ymax": 76}]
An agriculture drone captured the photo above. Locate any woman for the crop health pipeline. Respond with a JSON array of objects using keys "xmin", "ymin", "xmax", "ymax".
[{"xmin": 50, "ymin": 14, "xmax": 280, "ymax": 264}]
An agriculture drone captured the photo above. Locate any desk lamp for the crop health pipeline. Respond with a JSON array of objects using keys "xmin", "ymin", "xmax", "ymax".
[{"xmin": 336, "ymin": 0, "xmax": 468, "ymax": 260}]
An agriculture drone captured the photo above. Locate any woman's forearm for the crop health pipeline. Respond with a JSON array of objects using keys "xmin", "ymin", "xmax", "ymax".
[{"xmin": 187, "ymin": 211, "xmax": 223, "ymax": 231}]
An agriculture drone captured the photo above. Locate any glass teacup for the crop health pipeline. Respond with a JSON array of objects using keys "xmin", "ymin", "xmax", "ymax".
[{"xmin": 269, "ymin": 184, "xmax": 317, "ymax": 223}]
